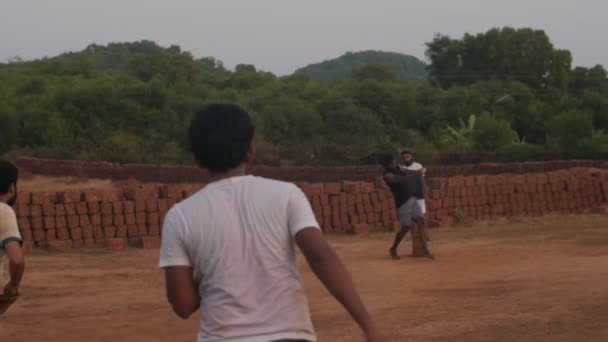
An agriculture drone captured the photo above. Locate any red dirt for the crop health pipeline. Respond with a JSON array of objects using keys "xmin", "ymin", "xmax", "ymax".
[{"xmin": 2, "ymin": 214, "xmax": 608, "ymax": 342}]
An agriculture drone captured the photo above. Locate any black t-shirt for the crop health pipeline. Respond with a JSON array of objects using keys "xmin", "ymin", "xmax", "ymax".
[{"xmin": 383, "ymin": 169, "xmax": 424, "ymax": 208}]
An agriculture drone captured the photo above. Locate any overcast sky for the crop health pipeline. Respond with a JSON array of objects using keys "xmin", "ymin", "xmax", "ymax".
[{"xmin": 1, "ymin": 0, "xmax": 606, "ymax": 75}]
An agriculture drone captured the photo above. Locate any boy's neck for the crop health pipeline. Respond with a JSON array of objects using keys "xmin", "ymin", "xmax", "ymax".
[{"xmin": 208, "ymin": 164, "xmax": 248, "ymax": 183}]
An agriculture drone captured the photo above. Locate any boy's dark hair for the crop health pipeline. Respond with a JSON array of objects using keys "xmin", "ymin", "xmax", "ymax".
[
  {"xmin": 379, "ymin": 154, "xmax": 396, "ymax": 168},
  {"xmin": 0, "ymin": 160, "xmax": 18, "ymax": 194},
  {"xmin": 189, "ymin": 104, "xmax": 254, "ymax": 173},
  {"xmin": 401, "ymin": 150, "xmax": 412, "ymax": 156}
]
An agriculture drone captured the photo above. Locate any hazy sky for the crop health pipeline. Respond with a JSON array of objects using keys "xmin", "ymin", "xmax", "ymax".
[{"xmin": 1, "ymin": 0, "xmax": 606, "ymax": 75}]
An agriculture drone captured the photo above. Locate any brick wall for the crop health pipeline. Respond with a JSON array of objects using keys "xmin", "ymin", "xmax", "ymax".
[
  {"xmin": 13, "ymin": 167, "xmax": 608, "ymax": 251},
  {"xmin": 14, "ymin": 157, "xmax": 608, "ymax": 184}
]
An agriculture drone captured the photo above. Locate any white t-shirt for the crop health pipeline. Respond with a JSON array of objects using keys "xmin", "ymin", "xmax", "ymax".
[
  {"xmin": 399, "ymin": 163, "xmax": 426, "ymax": 213},
  {"xmin": 400, "ymin": 162, "xmax": 423, "ymax": 172},
  {"xmin": 159, "ymin": 175, "xmax": 320, "ymax": 342},
  {"xmin": 0, "ymin": 202, "xmax": 22, "ymax": 284}
]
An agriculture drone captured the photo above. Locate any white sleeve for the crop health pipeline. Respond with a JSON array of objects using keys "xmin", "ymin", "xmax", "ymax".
[
  {"xmin": 159, "ymin": 207, "xmax": 192, "ymax": 268},
  {"xmin": 287, "ymin": 186, "xmax": 320, "ymax": 237},
  {"xmin": 0, "ymin": 205, "xmax": 22, "ymax": 248}
]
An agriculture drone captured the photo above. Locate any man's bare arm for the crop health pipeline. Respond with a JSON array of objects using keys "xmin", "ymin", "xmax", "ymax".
[
  {"xmin": 295, "ymin": 228, "xmax": 383, "ymax": 340},
  {"xmin": 5, "ymin": 241, "xmax": 24, "ymax": 287},
  {"xmin": 164, "ymin": 266, "xmax": 201, "ymax": 319}
]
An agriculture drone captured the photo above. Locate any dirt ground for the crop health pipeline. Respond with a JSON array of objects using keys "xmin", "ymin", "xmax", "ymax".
[{"xmin": 1, "ymin": 214, "xmax": 608, "ymax": 342}]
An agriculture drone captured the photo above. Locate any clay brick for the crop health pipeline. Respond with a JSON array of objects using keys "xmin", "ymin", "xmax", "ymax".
[
  {"xmin": 69, "ymin": 227, "xmax": 83, "ymax": 240},
  {"xmin": 31, "ymin": 216, "xmax": 43, "ymax": 230},
  {"xmin": 83, "ymin": 191, "xmax": 101, "ymax": 202},
  {"xmin": 59, "ymin": 191, "xmax": 82, "ymax": 204},
  {"xmin": 101, "ymin": 202, "xmax": 113, "ymax": 215},
  {"xmin": 18, "ymin": 217, "xmax": 30, "ymax": 230},
  {"xmin": 45, "ymin": 229, "xmax": 57, "ymax": 241},
  {"xmin": 360, "ymin": 182, "xmax": 374, "ymax": 193},
  {"xmin": 93, "ymin": 226, "xmax": 104, "ymax": 240},
  {"xmin": 29, "ymin": 205, "xmax": 42, "ymax": 217},
  {"xmin": 145, "ymin": 198, "xmax": 158, "ymax": 212},
  {"xmin": 42, "ymin": 203, "xmax": 55, "ymax": 216},
  {"xmin": 76, "ymin": 202, "xmax": 87, "ymax": 215},
  {"xmin": 55, "ymin": 216, "xmax": 67, "ymax": 229},
  {"xmin": 16, "ymin": 204, "xmax": 29, "ymax": 217},
  {"xmin": 87, "ymin": 201, "xmax": 100, "ymax": 215},
  {"xmin": 135, "ymin": 199, "xmax": 146, "ymax": 213},
  {"xmin": 112, "ymin": 201, "xmax": 124, "ymax": 215},
  {"xmin": 309, "ymin": 183, "xmax": 324, "ymax": 195},
  {"xmin": 15, "ymin": 192, "xmax": 31, "ymax": 205},
  {"xmin": 103, "ymin": 226, "xmax": 117, "ymax": 239},
  {"xmin": 105, "ymin": 238, "xmax": 125, "ymax": 251},
  {"xmin": 324, "ymin": 183, "xmax": 342, "ymax": 195},
  {"xmin": 136, "ymin": 212, "xmax": 147, "ymax": 225},
  {"xmin": 47, "ymin": 240, "xmax": 72, "ymax": 251},
  {"xmin": 57, "ymin": 228, "xmax": 70, "ymax": 240},
  {"xmin": 125, "ymin": 213, "xmax": 136, "ymax": 225},
  {"xmin": 33, "ymin": 229, "xmax": 45, "ymax": 241},
  {"xmin": 72, "ymin": 240, "xmax": 84, "ymax": 249},
  {"xmin": 101, "ymin": 190, "xmax": 123, "ymax": 203},
  {"xmin": 64, "ymin": 203, "xmax": 76, "ymax": 216},
  {"xmin": 90, "ymin": 214, "xmax": 101, "ymax": 226},
  {"xmin": 137, "ymin": 236, "xmax": 161, "ymax": 249},
  {"xmin": 31, "ymin": 192, "xmax": 56, "ymax": 205},
  {"xmin": 43, "ymin": 216, "xmax": 56, "ymax": 230},
  {"xmin": 146, "ymin": 212, "xmax": 159, "ymax": 226},
  {"xmin": 66, "ymin": 215, "xmax": 79, "ymax": 228},
  {"xmin": 102, "ymin": 214, "xmax": 114, "ymax": 227},
  {"xmin": 79, "ymin": 215, "xmax": 91, "ymax": 227},
  {"xmin": 116, "ymin": 226, "xmax": 128, "ymax": 238},
  {"xmin": 113, "ymin": 214, "xmax": 125, "ymax": 226},
  {"xmin": 137, "ymin": 224, "xmax": 148, "ymax": 236},
  {"xmin": 157, "ymin": 199, "xmax": 169, "ymax": 213},
  {"xmin": 127, "ymin": 225, "xmax": 139, "ymax": 237},
  {"xmin": 148, "ymin": 225, "xmax": 160, "ymax": 236},
  {"xmin": 342, "ymin": 181, "xmax": 361, "ymax": 193},
  {"xmin": 20, "ymin": 228, "xmax": 32, "ymax": 241},
  {"xmin": 123, "ymin": 201, "xmax": 135, "ymax": 214},
  {"xmin": 53, "ymin": 204, "xmax": 66, "ymax": 216}
]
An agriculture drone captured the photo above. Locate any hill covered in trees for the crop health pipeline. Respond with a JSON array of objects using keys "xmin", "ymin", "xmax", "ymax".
[
  {"xmin": 293, "ymin": 50, "xmax": 427, "ymax": 81},
  {"xmin": 0, "ymin": 27, "xmax": 607, "ymax": 166}
]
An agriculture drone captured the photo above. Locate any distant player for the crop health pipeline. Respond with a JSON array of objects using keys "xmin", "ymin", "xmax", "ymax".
[
  {"xmin": 381, "ymin": 155, "xmax": 433, "ymax": 260},
  {"xmin": 0, "ymin": 160, "xmax": 25, "ymax": 306},
  {"xmin": 399, "ymin": 150, "xmax": 427, "ymax": 215}
]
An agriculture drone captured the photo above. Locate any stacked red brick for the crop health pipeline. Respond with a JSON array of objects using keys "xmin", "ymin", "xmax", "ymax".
[
  {"xmin": 11, "ymin": 168, "xmax": 608, "ymax": 251},
  {"xmin": 296, "ymin": 181, "xmax": 399, "ymax": 234},
  {"xmin": 426, "ymin": 168, "xmax": 607, "ymax": 225}
]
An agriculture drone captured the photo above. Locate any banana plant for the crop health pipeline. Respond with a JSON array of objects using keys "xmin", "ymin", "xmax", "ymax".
[{"xmin": 443, "ymin": 113, "xmax": 477, "ymax": 150}]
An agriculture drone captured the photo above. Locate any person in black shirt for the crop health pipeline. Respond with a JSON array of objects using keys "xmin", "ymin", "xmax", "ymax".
[{"xmin": 380, "ymin": 155, "xmax": 433, "ymax": 260}]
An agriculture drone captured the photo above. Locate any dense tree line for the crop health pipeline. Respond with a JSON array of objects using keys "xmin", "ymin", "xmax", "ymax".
[{"xmin": 0, "ymin": 27, "xmax": 607, "ymax": 166}]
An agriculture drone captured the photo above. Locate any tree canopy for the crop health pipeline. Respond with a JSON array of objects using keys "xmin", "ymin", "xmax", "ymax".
[{"xmin": 1, "ymin": 28, "xmax": 607, "ymax": 166}]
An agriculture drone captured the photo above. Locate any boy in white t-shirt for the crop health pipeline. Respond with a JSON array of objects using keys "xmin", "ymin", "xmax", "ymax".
[
  {"xmin": 159, "ymin": 104, "xmax": 385, "ymax": 342},
  {"xmin": 0, "ymin": 160, "xmax": 25, "ymax": 304}
]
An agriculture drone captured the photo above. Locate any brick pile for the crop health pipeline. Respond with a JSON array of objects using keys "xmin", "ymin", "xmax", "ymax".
[
  {"xmin": 426, "ymin": 168, "xmax": 608, "ymax": 225},
  {"xmin": 12, "ymin": 168, "xmax": 608, "ymax": 251},
  {"xmin": 14, "ymin": 157, "xmax": 608, "ymax": 184}
]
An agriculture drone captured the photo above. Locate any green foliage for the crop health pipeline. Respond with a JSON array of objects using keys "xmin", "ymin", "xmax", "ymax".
[
  {"xmin": 0, "ymin": 34, "xmax": 607, "ymax": 165},
  {"xmin": 426, "ymin": 27, "xmax": 572, "ymax": 90},
  {"xmin": 497, "ymin": 143, "xmax": 544, "ymax": 162},
  {"xmin": 547, "ymin": 111, "xmax": 594, "ymax": 149},
  {"xmin": 294, "ymin": 50, "xmax": 427, "ymax": 81},
  {"xmin": 473, "ymin": 113, "xmax": 518, "ymax": 150}
]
